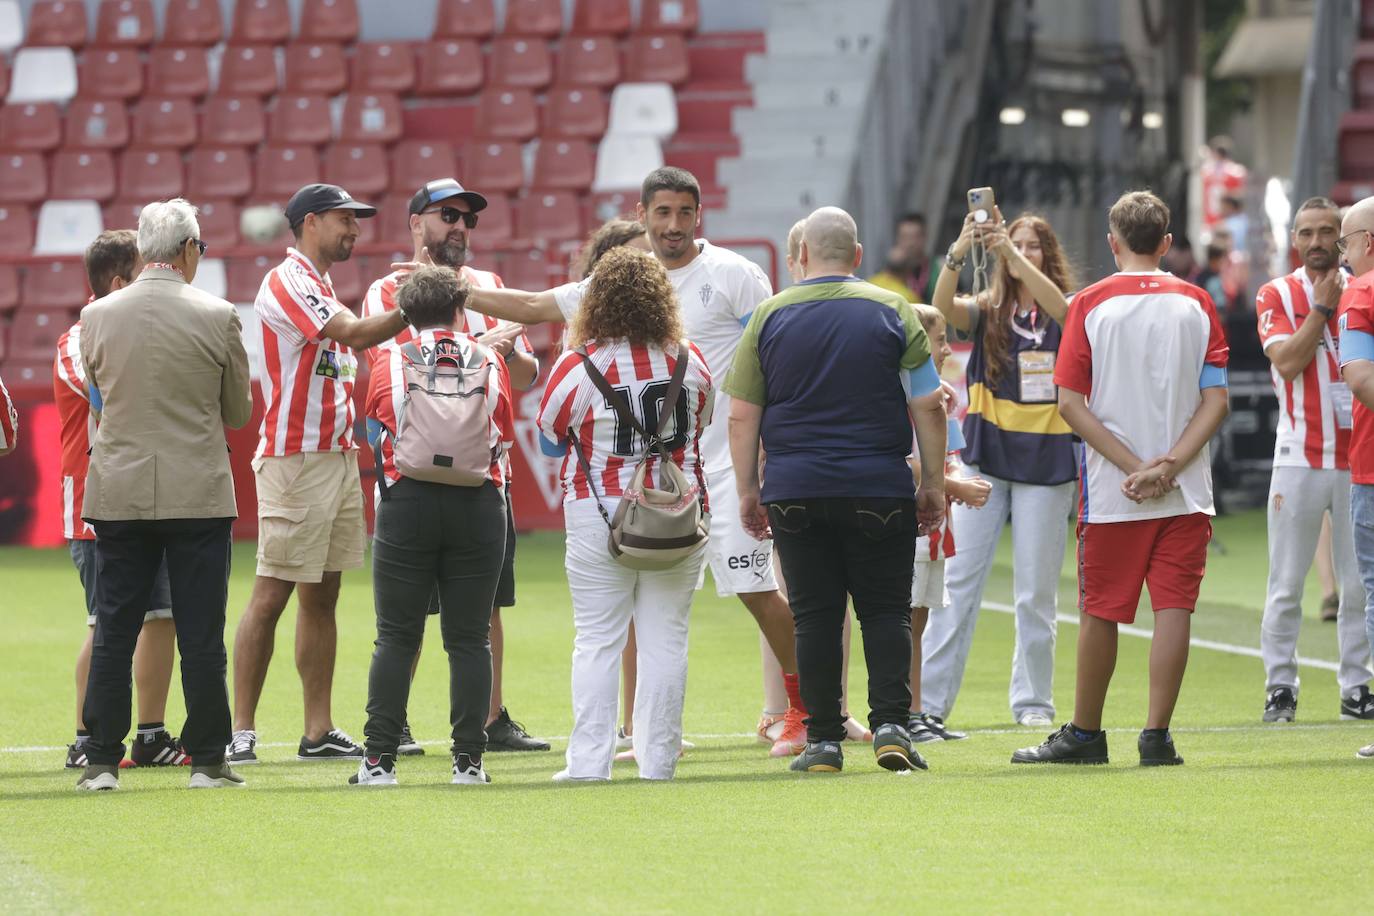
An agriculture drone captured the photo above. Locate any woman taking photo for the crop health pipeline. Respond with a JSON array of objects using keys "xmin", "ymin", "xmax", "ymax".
[
  {"xmin": 537, "ymin": 246, "xmax": 714, "ymax": 783},
  {"xmin": 922, "ymin": 209, "xmax": 1078, "ymax": 730}
]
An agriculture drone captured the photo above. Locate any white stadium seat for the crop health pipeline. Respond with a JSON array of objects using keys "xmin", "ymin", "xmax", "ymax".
[
  {"xmin": 0, "ymin": 1, "xmax": 23, "ymax": 54},
  {"xmin": 606, "ymin": 82, "xmax": 677, "ymax": 140},
  {"xmin": 191, "ymin": 257, "xmax": 227, "ymax": 299},
  {"xmin": 592, "ymin": 134, "xmax": 664, "ymax": 191},
  {"xmin": 34, "ymin": 200, "xmax": 103, "ymax": 255},
  {"xmin": 7, "ymin": 47, "xmax": 78, "ymax": 104}
]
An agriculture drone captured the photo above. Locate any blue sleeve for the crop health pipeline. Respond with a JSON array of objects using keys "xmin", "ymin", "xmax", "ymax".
[
  {"xmin": 738, "ymin": 312, "xmax": 753, "ymax": 329},
  {"xmin": 1340, "ymin": 328, "xmax": 1374, "ymax": 367},
  {"xmin": 539, "ymin": 431, "xmax": 567, "ymax": 457},
  {"xmin": 904, "ymin": 359, "xmax": 941, "ymax": 398},
  {"xmin": 946, "ymin": 417, "xmax": 966, "ymax": 452},
  {"xmin": 88, "ymin": 381, "xmax": 102, "ymax": 412},
  {"xmin": 1199, "ymin": 364, "xmax": 1228, "ymax": 390},
  {"xmin": 365, "ymin": 417, "xmax": 385, "ymax": 448}
]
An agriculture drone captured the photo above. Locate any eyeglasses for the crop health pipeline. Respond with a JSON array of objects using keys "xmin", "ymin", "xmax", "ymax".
[
  {"xmin": 1336, "ymin": 229, "xmax": 1370, "ymax": 255},
  {"xmin": 425, "ymin": 206, "xmax": 478, "ymax": 229},
  {"xmin": 185, "ymin": 238, "xmax": 208, "ymax": 256}
]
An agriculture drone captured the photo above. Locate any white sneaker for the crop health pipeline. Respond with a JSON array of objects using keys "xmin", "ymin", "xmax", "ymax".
[
  {"xmin": 189, "ymin": 762, "xmax": 246, "ymax": 789},
  {"xmin": 349, "ymin": 755, "xmax": 398, "ymax": 786},
  {"xmin": 1357, "ymin": 742, "xmax": 1374, "ymax": 760},
  {"xmin": 1018, "ymin": 712, "xmax": 1054, "ymax": 728},
  {"xmin": 451, "ymin": 752, "xmax": 491, "ymax": 785},
  {"xmin": 225, "ymin": 729, "xmax": 258, "ymax": 765},
  {"xmin": 552, "ymin": 768, "xmax": 609, "ymax": 782},
  {"xmin": 615, "ymin": 727, "xmax": 633, "ymax": 751}
]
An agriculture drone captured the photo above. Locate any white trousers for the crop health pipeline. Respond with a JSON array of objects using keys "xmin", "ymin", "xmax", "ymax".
[
  {"xmin": 921, "ymin": 470, "xmax": 1075, "ymax": 720},
  {"xmin": 564, "ymin": 497, "xmax": 704, "ymax": 780},
  {"xmin": 1260, "ymin": 466, "xmax": 1373, "ymax": 694}
]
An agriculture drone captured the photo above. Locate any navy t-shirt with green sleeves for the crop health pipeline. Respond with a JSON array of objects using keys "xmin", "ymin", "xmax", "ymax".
[{"xmin": 723, "ymin": 275, "xmax": 941, "ymax": 503}]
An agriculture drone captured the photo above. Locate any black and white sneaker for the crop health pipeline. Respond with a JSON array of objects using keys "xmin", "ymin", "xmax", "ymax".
[
  {"xmin": 398, "ymin": 723, "xmax": 424, "ymax": 756},
  {"xmin": 1264, "ymin": 687, "xmax": 1297, "ymax": 723},
  {"xmin": 65, "ymin": 743, "xmax": 88, "ymax": 769},
  {"xmin": 451, "ymin": 752, "xmax": 491, "ymax": 784},
  {"xmin": 297, "ymin": 728, "xmax": 364, "ymax": 760},
  {"xmin": 226, "ymin": 729, "xmax": 259, "ymax": 765},
  {"xmin": 922, "ymin": 714, "xmax": 967, "ymax": 741},
  {"xmin": 189, "ymin": 762, "xmax": 246, "ymax": 789},
  {"xmin": 908, "ymin": 714, "xmax": 939, "ymax": 744},
  {"xmin": 873, "ymin": 723, "xmax": 927, "ymax": 772},
  {"xmin": 129, "ymin": 730, "xmax": 190, "ymax": 767},
  {"xmin": 485, "ymin": 707, "xmax": 550, "ymax": 752},
  {"xmin": 1340, "ymin": 685, "xmax": 1374, "ymax": 720},
  {"xmin": 349, "ymin": 754, "xmax": 398, "ymax": 786},
  {"xmin": 76, "ymin": 763, "xmax": 119, "ymax": 791}
]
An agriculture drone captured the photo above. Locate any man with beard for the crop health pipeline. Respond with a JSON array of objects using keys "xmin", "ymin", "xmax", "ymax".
[
  {"xmin": 1258, "ymin": 196, "xmax": 1374, "ymax": 724},
  {"xmin": 360, "ymin": 178, "xmax": 550, "ymax": 753},
  {"xmin": 227, "ymin": 184, "xmax": 410, "ymax": 766},
  {"xmin": 869, "ymin": 213, "xmax": 939, "ymax": 304}
]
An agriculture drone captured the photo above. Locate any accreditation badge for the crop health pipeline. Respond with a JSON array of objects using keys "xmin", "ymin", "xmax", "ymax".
[{"xmin": 1017, "ymin": 350, "xmax": 1057, "ymax": 403}]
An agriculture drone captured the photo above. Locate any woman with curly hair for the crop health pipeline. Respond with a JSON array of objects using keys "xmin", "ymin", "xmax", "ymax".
[
  {"xmin": 536, "ymin": 247, "xmax": 714, "ymax": 782},
  {"xmin": 923, "ymin": 208, "xmax": 1078, "ymax": 732}
]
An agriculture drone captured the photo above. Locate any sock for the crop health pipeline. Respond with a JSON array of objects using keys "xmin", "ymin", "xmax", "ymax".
[
  {"xmin": 136, "ymin": 722, "xmax": 164, "ymax": 738},
  {"xmin": 1069, "ymin": 723, "xmax": 1101, "ymax": 742},
  {"xmin": 74, "ymin": 729, "xmax": 90, "ymax": 746},
  {"xmin": 782, "ymin": 672, "xmax": 807, "ymax": 714}
]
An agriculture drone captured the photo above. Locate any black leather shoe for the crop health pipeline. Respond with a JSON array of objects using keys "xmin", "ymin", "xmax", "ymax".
[
  {"xmin": 1138, "ymin": 729, "xmax": 1184, "ymax": 766},
  {"xmin": 1011, "ymin": 724, "xmax": 1109, "ymax": 764},
  {"xmin": 485, "ymin": 707, "xmax": 551, "ymax": 752}
]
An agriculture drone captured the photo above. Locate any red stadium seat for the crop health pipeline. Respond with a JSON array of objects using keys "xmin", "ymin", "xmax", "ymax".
[
  {"xmin": 433, "ymin": 0, "xmax": 496, "ymax": 40},
  {"xmin": 147, "ymin": 45, "xmax": 211, "ymax": 97},
  {"xmin": 267, "ymin": 94, "xmax": 332, "ymax": 146},
  {"xmin": 0, "ymin": 60, "xmax": 7, "ymax": 103},
  {"xmin": 377, "ymin": 192, "xmax": 414, "ymax": 248},
  {"xmin": 64, "ymin": 99, "xmax": 131, "ymax": 150},
  {"xmin": 50, "ymin": 149, "xmax": 116, "ymax": 201},
  {"xmin": 0, "ymin": 266, "xmax": 20, "ymax": 315},
  {"xmin": 118, "ymin": 148, "xmax": 185, "ymax": 200},
  {"xmin": 22, "ymin": 262, "xmax": 89, "ymax": 308},
  {"xmin": 283, "ymin": 42, "xmax": 348, "ymax": 95},
  {"xmin": 131, "ymin": 97, "xmax": 197, "ymax": 147},
  {"xmin": 572, "ymin": 0, "xmax": 631, "ymax": 34},
  {"xmin": 352, "ymin": 41, "xmax": 416, "ymax": 94},
  {"xmin": 501, "ymin": 246, "xmax": 555, "ymax": 290},
  {"xmin": 163, "ymin": 0, "xmax": 223, "ymax": 44},
  {"xmin": 217, "ymin": 45, "xmax": 279, "ymax": 96},
  {"xmin": 503, "ymin": 0, "xmax": 562, "ymax": 37},
  {"xmin": 415, "ymin": 40, "xmax": 484, "ymax": 96},
  {"xmin": 323, "ymin": 143, "xmax": 389, "ymax": 197},
  {"xmin": 475, "ymin": 193, "xmax": 513, "ymax": 245},
  {"xmin": 27, "ymin": 0, "xmax": 88, "ymax": 47},
  {"xmin": 517, "ymin": 190, "xmax": 583, "ymax": 244},
  {"xmin": 102, "ymin": 196, "xmax": 143, "ymax": 230},
  {"xmin": 555, "ymin": 36, "xmax": 619, "ymax": 87},
  {"xmin": 462, "ymin": 140, "xmax": 524, "ymax": 193},
  {"xmin": 623, "ymin": 33, "xmax": 689, "ymax": 84},
  {"xmin": 8, "ymin": 308, "xmax": 72, "ymax": 360},
  {"xmin": 78, "ymin": 48, "xmax": 143, "ymax": 100},
  {"xmin": 201, "ymin": 95, "xmax": 266, "ymax": 146},
  {"xmin": 226, "ymin": 255, "xmax": 275, "ymax": 301},
  {"xmin": 639, "ymin": 0, "xmax": 699, "ymax": 33},
  {"xmin": 230, "ymin": 0, "xmax": 291, "ymax": 44},
  {"xmin": 254, "ymin": 145, "xmax": 321, "ymax": 199},
  {"xmin": 0, "ymin": 153, "xmax": 46, "ymax": 204},
  {"xmin": 0, "ymin": 204, "xmax": 35, "ymax": 254},
  {"xmin": 326, "ymin": 255, "xmax": 362, "ymax": 305},
  {"xmin": 474, "ymin": 89, "xmax": 538, "ymax": 140},
  {"xmin": 489, "ymin": 37, "xmax": 553, "ymax": 89},
  {"xmin": 93, "ymin": 0, "xmax": 155, "ymax": 46},
  {"xmin": 544, "ymin": 86, "xmax": 608, "ymax": 138},
  {"xmin": 0, "ymin": 103, "xmax": 62, "ymax": 151},
  {"xmin": 193, "ymin": 198, "xmax": 239, "ymax": 247},
  {"xmin": 587, "ymin": 189, "xmax": 636, "ymax": 222},
  {"xmin": 390, "ymin": 140, "xmax": 457, "ymax": 194},
  {"xmin": 187, "ymin": 146, "xmax": 253, "ymax": 199},
  {"xmin": 338, "ymin": 93, "xmax": 403, "ymax": 144},
  {"xmin": 531, "ymin": 138, "xmax": 594, "ymax": 191},
  {"xmin": 298, "ymin": 0, "xmax": 359, "ymax": 43}
]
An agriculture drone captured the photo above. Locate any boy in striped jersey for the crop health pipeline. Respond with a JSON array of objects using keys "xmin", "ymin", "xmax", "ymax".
[{"xmin": 1257, "ymin": 197, "xmax": 1374, "ymax": 723}]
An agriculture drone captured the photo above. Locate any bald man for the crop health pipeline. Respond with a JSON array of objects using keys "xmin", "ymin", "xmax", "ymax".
[
  {"xmin": 724, "ymin": 206, "xmax": 947, "ymax": 774},
  {"xmin": 1335, "ymin": 195, "xmax": 1374, "ymax": 760}
]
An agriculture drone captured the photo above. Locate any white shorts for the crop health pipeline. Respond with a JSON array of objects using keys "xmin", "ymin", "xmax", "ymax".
[
  {"xmin": 698, "ymin": 465, "xmax": 778, "ymax": 597},
  {"xmin": 911, "ymin": 555, "xmax": 948, "ymax": 609}
]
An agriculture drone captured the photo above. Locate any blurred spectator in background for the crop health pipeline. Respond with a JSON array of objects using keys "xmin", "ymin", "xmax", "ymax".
[
  {"xmin": 1162, "ymin": 233, "xmax": 1199, "ymax": 283},
  {"xmin": 1201, "ymin": 135, "xmax": 1249, "ymax": 229},
  {"xmin": 870, "ymin": 213, "xmax": 940, "ymax": 304},
  {"xmin": 1195, "ymin": 241, "xmax": 1231, "ymax": 312}
]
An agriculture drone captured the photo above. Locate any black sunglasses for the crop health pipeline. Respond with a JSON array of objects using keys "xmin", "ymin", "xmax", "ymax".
[
  {"xmin": 426, "ymin": 206, "xmax": 478, "ymax": 229},
  {"xmin": 185, "ymin": 237, "xmax": 207, "ymax": 256}
]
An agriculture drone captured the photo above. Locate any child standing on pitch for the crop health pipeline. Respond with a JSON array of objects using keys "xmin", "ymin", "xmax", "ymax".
[{"xmin": 1013, "ymin": 191, "xmax": 1229, "ymax": 766}]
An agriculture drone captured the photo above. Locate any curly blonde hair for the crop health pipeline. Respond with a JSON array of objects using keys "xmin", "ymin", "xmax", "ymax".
[{"xmin": 568, "ymin": 246, "xmax": 684, "ymax": 349}]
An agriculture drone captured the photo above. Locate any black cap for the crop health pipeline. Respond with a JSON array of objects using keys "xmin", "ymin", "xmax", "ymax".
[
  {"xmin": 285, "ymin": 183, "xmax": 378, "ymax": 227},
  {"xmin": 409, "ymin": 178, "xmax": 488, "ymax": 216}
]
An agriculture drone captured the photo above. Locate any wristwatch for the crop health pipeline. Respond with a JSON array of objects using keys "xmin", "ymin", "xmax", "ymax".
[{"xmin": 1313, "ymin": 303, "xmax": 1335, "ymax": 320}]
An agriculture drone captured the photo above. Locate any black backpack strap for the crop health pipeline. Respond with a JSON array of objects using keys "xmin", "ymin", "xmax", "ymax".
[
  {"xmin": 372, "ymin": 431, "xmax": 391, "ymax": 501},
  {"xmin": 574, "ymin": 346, "xmax": 650, "ymax": 440},
  {"xmin": 567, "ymin": 430, "xmax": 613, "ymax": 530},
  {"xmin": 654, "ymin": 340, "xmax": 690, "ymax": 442}
]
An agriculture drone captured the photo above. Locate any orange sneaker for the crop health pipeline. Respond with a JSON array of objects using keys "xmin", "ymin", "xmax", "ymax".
[
  {"xmin": 769, "ymin": 707, "xmax": 807, "ymax": 758},
  {"xmin": 756, "ymin": 713, "xmax": 786, "ymax": 745}
]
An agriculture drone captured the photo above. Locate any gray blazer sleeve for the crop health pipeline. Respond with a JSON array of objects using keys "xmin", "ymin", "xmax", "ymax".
[{"xmin": 221, "ymin": 305, "xmax": 254, "ymax": 429}]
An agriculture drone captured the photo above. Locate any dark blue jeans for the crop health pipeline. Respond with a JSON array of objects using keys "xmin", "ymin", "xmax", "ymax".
[{"xmin": 767, "ymin": 497, "xmax": 918, "ymax": 742}]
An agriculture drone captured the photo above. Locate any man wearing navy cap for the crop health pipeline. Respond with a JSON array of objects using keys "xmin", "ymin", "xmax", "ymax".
[{"xmin": 226, "ymin": 184, "xmax": 412, "ymax": 766}]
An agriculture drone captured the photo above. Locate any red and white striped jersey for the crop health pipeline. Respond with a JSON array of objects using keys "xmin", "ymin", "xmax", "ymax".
[
  {"xmin": 537, "ymin": 340, "xmax": 713, "ymax": 506},
  {"xmin": 253, "ymin": 248, "xmax": 359, "ymax": 459},
  {"xmin": 0, "ymin": 373, "xmax": 15, "ymax": 454},
  {"xmin": 54, "ymin": 322, "xmax": 97, "ymax": 540},
  {"xmin": 1256, "ymin": 268, "xmax": 1349, "ymax": 470},
  {"xmin": 360, "ymin": 265, "xmax": 533, "ymax": 372},
  {"xmin": 366, "ymin": 329, "xmax": 515, "ymax": 486}
]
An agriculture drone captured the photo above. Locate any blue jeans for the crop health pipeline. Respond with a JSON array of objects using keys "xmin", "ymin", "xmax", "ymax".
[{"xmin": 1349, "ymin": 483, "xmax": 1374, "ymax": 661}]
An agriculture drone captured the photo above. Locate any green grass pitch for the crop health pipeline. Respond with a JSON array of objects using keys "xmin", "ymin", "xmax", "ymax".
[{"xmin": 0, "ymin": 509, "xmax": 1368, "ymax": 912}]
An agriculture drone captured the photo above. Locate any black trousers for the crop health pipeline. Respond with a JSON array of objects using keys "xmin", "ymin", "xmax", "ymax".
[
  {"xmin": 365, "ymin": 478, "xmax": 507, "ymax": 757},
  {"xmin": 768, "ymin": 497, "xmax": 917, "ymax": 742},
  {"xmin": 84, "ymin": 517, "xmax": 234, "ymax": 766}
]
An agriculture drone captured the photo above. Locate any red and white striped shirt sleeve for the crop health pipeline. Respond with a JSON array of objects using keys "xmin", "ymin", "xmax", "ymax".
[
  {"xmin": 0, "ymin": 374, "xmax": 16, "ymax": 452},
  {"xmin": 261, "ymin": 261, "xmax": 346, "ymax": 345},
  {"xmin": 536, "ymin": 350, "xmax": 587, "ymax": 445},
  {"xmin": 1256, "ymin": 282, "xmax": 1296, "ymax": 348}
]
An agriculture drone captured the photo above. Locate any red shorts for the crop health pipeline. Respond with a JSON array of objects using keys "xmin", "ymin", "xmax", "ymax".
[{"xmin": 1076, "ymin": 513, "xmax": 1212, "ymax": 624}]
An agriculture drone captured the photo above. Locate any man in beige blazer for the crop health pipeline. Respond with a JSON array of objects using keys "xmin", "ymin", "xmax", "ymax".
[{"xmin": 77, "ymin": 198, "xmax": 253, "ymax": 791}]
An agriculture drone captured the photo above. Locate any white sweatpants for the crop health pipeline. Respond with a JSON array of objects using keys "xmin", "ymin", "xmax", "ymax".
[
  {"xmin": 564, "ymin": 497, "xmax": 704, "ymax": 780},
  {"xmin": 1260, "ymin": 466, "xmax": 1373, "ymax": 694}
]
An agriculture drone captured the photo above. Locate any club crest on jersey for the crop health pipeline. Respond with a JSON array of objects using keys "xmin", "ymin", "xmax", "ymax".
[
  {"xmin": 698, "ymin": 284, "xmax": 714, "ymax": 306},
  {"xmin": 314, "ymin": 350, "xmax": 355, "ymax": 380}
]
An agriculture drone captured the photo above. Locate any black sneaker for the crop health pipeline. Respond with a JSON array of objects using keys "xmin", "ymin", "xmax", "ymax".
[
  {"xmin": 189, "ymin": 761, "xmax": 246, "ymax": 788},
  {"xmin": 485, "ymin": 707, "xmax": 550, "ymax": 752},
  {"xmin": 297, "ymin": 728, "xmax": 364, "ymax": 760},
  {"xmin": 398, "ymin": 722, "xmax": 424, "ymax": 756},
  {"xmin": 350, "ymin": 754, "xmax": 398, "ymax": 786},
  {"xmin": 790, "ymin": 740, "xmax": 843, "ymax": 773},
  {"xmin": 1264, "ymin": 687, "xmax": 1297, "ymax": 723},
  {"xmin": 873, "ymin": 723, "xmax": 927, "ymax": 771},
  {"xmin": 1340, "ymin": 685, "xmax": 1374, "ymax": 720},
  {"xmin": 129, "ymin": 730, "xmax": 190, "ymax": 767},
  {"xmin": 924, "ymin": 714, "xmax": 966, "ymax": 741},
  {"xmin": 908, "ymin": 714, "xmax": 938, "ymax": 744},
  {"xmin": 76, "ymin": 763, "xmax": 119, "ymax": 791},
  {"xmin": 452, "ymin": 752, "xmax": 491, "ymax": 784},
  {"xmin": 226, "ymin": 729, "xmax": 258, "ymax": 765},
  {"xmin": 1138, "ymin": 729, "xmax": 1184, "ymax": 766},
  {"xmin": 65, "ymin": 742, "xmax": 88, "ymax": 769},
  {"xmin": 1011, "ymin": 724, "xmax": 1109, "ymax": 764}
]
